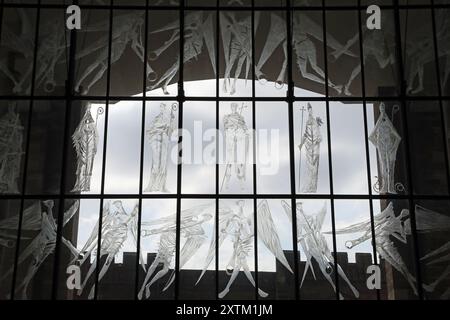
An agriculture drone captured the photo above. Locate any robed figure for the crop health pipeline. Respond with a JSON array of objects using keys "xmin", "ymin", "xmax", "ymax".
[
  {"xmin": 71, "ymin": 104, "xmax": 99, "ymax": 192},
  {"xmin": 298, "ymin": 104, "xmax": 322, "ymax": 193},
  {"xmin": 145, "ymin": 103, "xmax": 176, "ymax": 193},
  {"xmin": 222, "ymin": 103, "xmax": 249, "ymax": 191},
  {"xmin": 368, "ymin": 103, "xmax": 401, "ymax": 194},
  {"xmin": 0, "ymin": 103, "xmax": 24, "ymax": 194}
]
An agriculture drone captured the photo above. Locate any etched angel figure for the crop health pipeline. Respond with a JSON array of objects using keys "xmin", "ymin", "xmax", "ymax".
[
  {"xmin": 281, "ymin": 201, "xmax": 359, "ymax": 299},
  {"xmin": 0, "ymin": 103, "xmax": 24, "ymax": 194},
  {"xmin": 0, "ymin": 200, "xmax": 79, "ymax": 299},
  {"xmin": 147, "ymin": 11, "xmax": 216, "ymax": 95},
  {"xmin": 332, "ymin": 18, "xmax": 396, "ymax": 96},
  {"xmin": 220, "ymin": 12, "xmax": 258, "ymax": 94},
  {"xmin": 331, "ymin": 202, "xmax": 418, "ymax": 295},
  {"xmin": 14, "ymin": 17, "xmax": 68, "ymax": 94},
  {"xmin": 221, "ymin": 103, "xmax": 249, "ymax": 191},
  {"xmin": 255, "ymin": 13, "xmax": 355, "ymax": 93},
  {"xmin": 196, "ymin": 200, "xmax": 293, "ymax": 299},
  {"xmin": 291, "ymin": 13, "xmax": 356, "ymax": 95},
  {"xmin": 408, "ymin": 205, "xmax": 450, "ymax": 298},
  {"xmin": 298, "ymin": 104, "xmax": 322, "ymax": 193},
  {"xmin": 405, "ymin": 13, "xmax": 450, "ymax": 94},
  {"xmin": 138, "ymin": 203, "xmax": 214, "ymax": 300},
  {"xmin": 75, "ymin": 12, "xmax": 156, "ymax": 95},
  {"xmin": 145, "ymin": 103, "xmax": 177, "ymax": 193},
  {"xmin": 0, "ymin": 8, "xmax": 34, "ymax": 93},
  {"xmin": 71, "ymin": 104, "xmax": 101, "ymax": 192},
  {"xmin": 74, "ymin": 200, "xmax": 143, "ymax": 300},
  {"xmin": 368, "ymin": 103, "xmax": 402, "ymax": 194}
]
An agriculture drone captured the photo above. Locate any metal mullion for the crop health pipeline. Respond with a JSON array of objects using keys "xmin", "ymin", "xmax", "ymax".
[
  {"xmin": 321, "ymin": 0, "xmax": 339, "ymax": 300},
  {"xmin": 134, "ymin": 0, "xmax": 149, "ymax": 301},
  {"xmin": 10, "ymin": 1, "xmax": 41, "ymax": 301},
  {"xmin": 215, "ymin": 0, "xmax": 219, "ymax": 301},
  {"xmin": 251, "ymin": 0, "xmax": 259, "ymax": 301},
  {"xmin": 51, "ymin": 0, "xmax": 79, "ymax": 300},
  {"xmin": 93, "ymin": 0, "xmax": 114, "ymax": 301},
  {"xmin": 430, "ymin": 0, "xmax": 450, "ymax": 196},
  {"xmin": 393, "ymin": 0, "xmax": 423, "ymax": 300},
  {"xmin": 174, "ymin": 0, "xmax": 185, "ymax": 301},
  {"xmin": 356, "ymin": 0, "xmax": 380, "ymax": 301},
  {"xmin": 286, "ymin": 0, "xmax": 300, "ymax": 301}
]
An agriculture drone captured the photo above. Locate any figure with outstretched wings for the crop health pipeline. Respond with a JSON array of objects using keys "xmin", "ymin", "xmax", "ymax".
[
  {"xmin": 73, "ymin": 200, "xmax": 143, "ymax": 300},
  {"xmin": 137, "ymin": 203, "xmax": 214, "ymax": 300},
  {"xmin": 0, "ymin": 200, "xmax": 79, "ymax": 299},
  {"xmin": 281, "ymin": 200, "xmax": 359, "ymax": 299},
  {"xmin": 330, "ymin": 202, "xmax": 416, "ymax": 295},
  {"xmin": 196, "ymin": 200, "xmax": 293, "ymax": 299},
  {"xmin": 75, "ymin": 12, "xmax": 156, "ymax": 95},
  {"xmin": 412, "ymin": 205, "xmax": 450, "ymax": 298},
  {"xmin": 147, "ymin": 11, "xmax": 216, "ymax": 95}
]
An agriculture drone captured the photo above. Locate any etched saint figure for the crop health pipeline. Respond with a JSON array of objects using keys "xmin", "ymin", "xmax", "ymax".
[
  {"xmin": 368, "ymin": 103, "xmax": 402, "ymax": 194},
  {"xmin": 71, "ymin": 104, "xmax": 100, "ymax": 193},
  {"xmin": 145, "ymin": 103, "xmax": 177, "ymax": 193},
  {"xmin": 298, "ymin": 104, "xmax": 322, "ymax": 193},
  {"xmin": 0, "ymin": 103, "xmax": 24, "ymax": 194},
  {"xmin": 221, "ymin": 103, "xmax": 249, "ymax": 191}
]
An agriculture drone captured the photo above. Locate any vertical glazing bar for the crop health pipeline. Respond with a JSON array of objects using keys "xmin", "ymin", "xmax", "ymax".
[
  {"xmin": 174, "ymin": 0, "xmax": 185, "ymax": 301},
  {"xmin": 356, "ymin": 0, "xmax": 380, "ymax": 300},
  {"xmin": 52, "ymin": 0, "xmax": 79, "ymax": 300},
  {"xmin": 215, "ymin": 0, "xmax": 220, "ymax": 301},
  {"xmin": 94, "ymin": 0, "xmax": 114, "ymax": 300},
  {"xmin": 321, "ymin": 0, "xmax": 340, "ymax": 300},
  {"xmin": 285, "ymin": 0, "xmax": 300, "ymax": 301},
  {"xmin": 251, "ymin": 0, "xmax": 259, "ymax": 301},
  {"xmin": 430, "ymin": 0, "xmax": 450, "ymax": 196},
  {"xmin": 134, "ymin": 0, "xmax": 150, "ymax": 300},
  {"xmin": 392, "ymin": 0, "xmax": 423, "ymax": 300},
  {"xmin": 11, "ymin": 0, "xmax": 41, "ymax": 301}
]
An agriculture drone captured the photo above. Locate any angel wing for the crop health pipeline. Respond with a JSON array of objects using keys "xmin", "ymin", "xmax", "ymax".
[
  {"xmin": 195, "ymin": 204, "xmax": 235, "ymax": 285},
  {"xmin": 0, "ymin": 201, "xmax": 43, "ymax": 232},
  {"xmin": 257, "ymin": 200, "xmax": 293, "ymax": 273},
  {"xmin": 220, "ymin": 12, "xmax": 232, "ymax": 70},
  {"xmin": 202, "ymin": 13, "xmax": 216, "ymax": 75},
  {"xmin": 413, "ymin": 205, "xmax": 450, "ymax": 233},
  {"xmin": 256, "ymin": 13, "xmax": 286, "ymax": 72},
  {"xmin": 163, "ymin": 235, "xmax": 207, "ymax": 291},
  {"xmin": 128, "ymin": 204, "xmax": 146, "ymax": 273},
  {"xmin": 63, "ymin": 200, "xmax": 80, "ymax": 226},
  {"xmin": 280, "ymin": 200, "xmax": 317, "ymax": 286}
]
